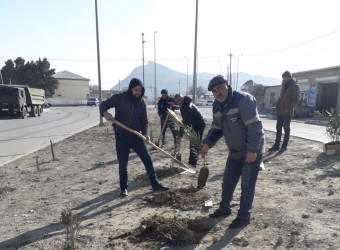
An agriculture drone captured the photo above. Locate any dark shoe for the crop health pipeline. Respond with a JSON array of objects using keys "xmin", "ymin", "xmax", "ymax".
[
  {"xmin": 279, "ymin": 147, "xmax": 287, "ymax": 153},
  {"xmin": 209, "ymin": 208, "xmax": 231, "ymax": 218},
  {"xmin": 188, "ymin": 162, "xmax": 197, "ymax": 168},
  {"xmin": 268, "ymin": 145, "xmax": 279, "ymax": 151},
  {"xmin": 120, "ymin": 189, "xmax": 128, "ymax": 197},
  {"xmin": 229, "ymin": 218, "xmax": 250, "ymax": 228},
  {"xmin": 152, "ymin": 183, "xmax": 170, "ymax": 192}
]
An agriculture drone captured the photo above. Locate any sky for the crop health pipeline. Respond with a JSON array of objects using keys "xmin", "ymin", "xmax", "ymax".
[{"xmin": 1, "ymin": 0, "xmax": 340, "ymax": 90}]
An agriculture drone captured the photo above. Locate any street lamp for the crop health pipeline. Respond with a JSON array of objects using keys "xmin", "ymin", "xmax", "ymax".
[
  {"xmin": 94, "ymin": 0, "xmax": 104, "ymax": 126},
  {"xmin": 218, "ymin": 60, "xmax": 221, "ymax": 75},
  {"xmin": 229, "ymin": 53, "xmax": 232, "ymax": 87},
  {"xmin": 184, "ymin": 56, "xmax": 189, "ymax": 95},
  {"xmin": 142, "ymin": 33, "xmax": 146, "ymax": 86},
  {"xmin": 192, "ymin": 0, "xmax": 199, "ymax": 104},
  {"xmin": 154, "ymin": 31, "xmax": 157, "ymax": 107},
  {"xmin": 236, "ymin": 53, "xmax": 243, "ymax": 90}
]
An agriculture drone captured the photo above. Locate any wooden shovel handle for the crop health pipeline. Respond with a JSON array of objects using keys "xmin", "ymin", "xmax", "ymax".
[{"xmin": 112, "ymin": 119, "xmax": 195, "ymax": 174}]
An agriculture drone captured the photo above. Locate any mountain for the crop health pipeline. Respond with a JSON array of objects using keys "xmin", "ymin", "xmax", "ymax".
[{"xmin": 110, "ymin": 61, "xmax": 280, "ymax": 101}]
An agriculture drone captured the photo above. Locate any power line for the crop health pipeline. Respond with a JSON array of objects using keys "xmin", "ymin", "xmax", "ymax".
[
  {"xmin": 244, "ymin": 28, "xmax": 340, "ymax": 57},
  {"xmin": 1, "ymin": 29, "xmax": 339, "ymax": 63}
]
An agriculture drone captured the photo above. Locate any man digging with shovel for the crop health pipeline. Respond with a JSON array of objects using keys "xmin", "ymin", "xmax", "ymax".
[
  {"xmin": 100, "ymin": 78, "xmax": 169, "ymax": 198},
  {"xmin": 201, "ymin": 75, "xmax": 265, "ymax": 228}
]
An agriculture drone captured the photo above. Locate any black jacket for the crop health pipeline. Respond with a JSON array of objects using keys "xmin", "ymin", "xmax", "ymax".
[
  {"xmin": 180, "ymin": 96, "xmax": 205, "ymax": 129},
  {"xmin": 157, "ymin": 96, "xmax": 176, "ymax": 118},
  {"xmin": 99, "ymin": 91, "xmax": 148, "ymax": 135}
]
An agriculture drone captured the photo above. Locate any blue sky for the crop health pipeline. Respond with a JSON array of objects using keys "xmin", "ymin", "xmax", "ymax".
[{"xmin": 1, "ymin": 0, "xmax": 340, "ymax": 90}]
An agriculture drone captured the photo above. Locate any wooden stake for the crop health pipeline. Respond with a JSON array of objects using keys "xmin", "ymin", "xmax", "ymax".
[
  {"xmin": 50, "ymin": 140, "xmax": 56, "ymax": 161},
  {"xmin": 34, "ymin": 156, "xmax": 40, "ymax": 172}
]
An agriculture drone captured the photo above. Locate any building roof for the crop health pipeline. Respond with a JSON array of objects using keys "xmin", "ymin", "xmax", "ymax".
[
  {"xmin": 53, "ymin": 70, "xmax": 90, "ymax": 81},
  {"xmin": 293, "ymin": 65, "xmax": 340, "ymax": 75}
]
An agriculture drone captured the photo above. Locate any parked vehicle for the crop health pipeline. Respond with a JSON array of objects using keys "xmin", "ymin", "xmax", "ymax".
[
  {"xmin": 206, "ymin": 100, "xmax": 214, "ymax": 106},
  {"xmin": 196, "ymin": 100, "xmax": 207, "ymax": 106},
  {"xmin": 294, "ymin": 100, "xmax": 314, "ymax": 117},
  {"xmin": 0, "ymin": 85, "xmax": 45, "ymax": 118},
  {"xmin": 87, "ymin": 98, "xmax": 99, "ymax": 106},
  {"xmin": 271, "ymin": 100, "xmax": 314, "ymax": 118}
]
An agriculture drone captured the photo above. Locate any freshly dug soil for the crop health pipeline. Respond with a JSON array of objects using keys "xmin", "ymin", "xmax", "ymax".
[{"xmin": 0, "ymin": 107, "xmax": 339, "ymax": 249}]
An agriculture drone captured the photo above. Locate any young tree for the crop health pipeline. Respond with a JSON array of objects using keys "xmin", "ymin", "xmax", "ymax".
[{"xmin": 187, "ymin": 85, "xmax": 207, "ymax": 96}]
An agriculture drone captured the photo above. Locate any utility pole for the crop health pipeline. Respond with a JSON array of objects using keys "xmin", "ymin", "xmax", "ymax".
[
  {"xmin": 229, "ymin": 53, "xmax": 232, "ymax": 87},
  {"xmin": 95, "ymin": 0, "xmax": 104, "ymax": 126},
  {"xmin": 0, "ymin": 70, "xmax": 3, "ymax": 85},
  {"xmin": 154, "ymin": 31, "xmax": 157, "ymax": 107},
  {"xmin": 236, "ymin": 53, "xmax": 242, "ymax": 90},
  {"xmin": 185, "ymin": 56, "xmax": 189, "ymax": 95},
  {"xmin": 192, "ymin": 0, "xmax": 199, "ymax": 104},
  {"xmin": 142, "ymin": 33, "xmax": 146, "ymax": 86}
]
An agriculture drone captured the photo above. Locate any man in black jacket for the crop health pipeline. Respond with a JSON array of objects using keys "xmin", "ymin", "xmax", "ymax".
[
  {"xmin": 100, "ymin": 78, "xmax": 169, "ymax": 197},
  {"xmin": 157, "ymin": 89, "xmax": 177, "ymax": 147},
  {"xmin": 174, "ymin": 94, "xmax": 206, "ymax": 167}
]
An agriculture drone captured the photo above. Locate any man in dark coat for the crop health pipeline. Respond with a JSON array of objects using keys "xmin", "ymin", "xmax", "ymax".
[
  {"xmin": 269, "ymin": 71, "xmax": 300, "ymax": 153},
  {"xmin": 174, "ymin": 94, "xmax": 206, "ymax": 167},
  {"xmin": 157, "ymin": 89, "xmax": 177, "ymax": 147},
  {"xmin": 100, "ymin": 78, "xmax": 169, "ymax": 197}
]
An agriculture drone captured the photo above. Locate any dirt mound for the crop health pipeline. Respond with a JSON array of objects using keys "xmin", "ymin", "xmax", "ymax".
[{"xmin": 108, "ymin": 215, "xmax": 215, "ymax": 248}]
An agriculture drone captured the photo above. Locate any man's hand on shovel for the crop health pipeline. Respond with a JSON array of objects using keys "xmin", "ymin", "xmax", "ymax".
[{"xmin": 103, "ymin": 111, "xmax": 115, "ymax": 123}]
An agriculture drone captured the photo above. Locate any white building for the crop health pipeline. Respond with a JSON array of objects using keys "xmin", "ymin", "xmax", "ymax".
[{"xmin": 46, "ymin": 71, "xmax": 90, "ymax": 105}]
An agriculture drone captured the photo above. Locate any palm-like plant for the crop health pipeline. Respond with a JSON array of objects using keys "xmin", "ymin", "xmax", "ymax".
[
  {"xmin": 166, "ymin": 109, "xmax": 202, "ymax": 151},
  {"xmin": 314, "ymin": 108, "xmax": 340, "ymax": 142},
  {"xmin": 167, "ymin": 109, "xmax": 209, "ymax": 189}
]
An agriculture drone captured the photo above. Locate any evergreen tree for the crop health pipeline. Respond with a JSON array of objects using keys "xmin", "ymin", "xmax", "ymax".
[{"xmin": 0, "ymin": 57, "xmax": 59, "ymax": 97}]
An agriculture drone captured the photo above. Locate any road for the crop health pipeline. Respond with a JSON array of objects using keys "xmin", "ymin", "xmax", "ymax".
[
  {"xmin": 0, "ymin": 106, "xmax": 101, "ymax": 167},
  {"xmin": 0, "ymin": 105, "xmax": 329, "ymax": 167}
]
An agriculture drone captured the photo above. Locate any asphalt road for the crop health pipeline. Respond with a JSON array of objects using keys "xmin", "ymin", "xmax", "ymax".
[
  {"xmin": 0, "ymin": 106, "xmax": 101, "ymax": 167},
  {"xmin": 0, "ymin": 105, "xmax": 329, "ymax": 167}
]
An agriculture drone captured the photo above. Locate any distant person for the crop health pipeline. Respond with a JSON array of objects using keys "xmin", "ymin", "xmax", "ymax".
[
  {"xmin": 201, "ymin": 75, "xmax": 265, "ymax": 229},
  {"xmin": 100, "ymin": 78, "xmax": 169, "ymax": 197},
  {"xmin": 174, "ymin": 94, "xmax": 206, "ymax": 167},
  {"xmin": 157, "ymin": 89, "xmax": 178, "ymax": 147},
  {"xmin": 269, "ymin": 71, "xmax": 300, "ymax": 153}
]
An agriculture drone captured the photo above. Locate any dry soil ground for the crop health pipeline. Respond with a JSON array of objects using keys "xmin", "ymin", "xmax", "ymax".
[{"xmin": 0, "ymin": 108, "xmax": 339, "ymax": 250}]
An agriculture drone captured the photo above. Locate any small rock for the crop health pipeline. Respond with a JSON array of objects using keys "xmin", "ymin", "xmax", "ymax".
[
  {"xmin": 328, "ymin": 189, "xmax": 334, "ymax": 196},
  {"xmin": 302, "ymin": 213, "xmax": 310, "ymax": 219},
  {"xmin": 289, "ymin": 235, "xmax": 296, "ymax": 244},
  {"xmin": 276, "ymin": 236, "xmax": 284, "ymax": 245},
  {"xmin": 28, "ymin": 210, "xmax": 35, "ymax": 213},
  {"xmin": 242, "ymin": 238, "xmax": 249, "ymax": 246},
  {"xmin": 302, "ymin": 180, "xmax": 307, "ymax": 185},
  {"xmin": 316, "ymin": 208, "xmax": 323, "ymax": 213}
]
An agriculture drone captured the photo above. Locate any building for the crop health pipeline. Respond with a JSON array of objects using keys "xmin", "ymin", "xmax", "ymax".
[
  {"xmin": 46, "ymin": 71, "xmax": 90, "ymax": 105},
  {"xmin": 263, "ymin": 66, "xmax": 340, "ymax": 113}
]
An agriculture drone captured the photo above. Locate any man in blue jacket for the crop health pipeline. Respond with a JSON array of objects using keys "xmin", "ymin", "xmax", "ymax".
[
  {"xmin": 157, "ymin": 89, "xmax": 177, "ymax": 147},
  {"xmin": 201, "ymin": 75, "xmax": 265, "ymax": 228},
  {"xmin": 100, "ymin": 78, "xmax": 169, "ymax": 197}
]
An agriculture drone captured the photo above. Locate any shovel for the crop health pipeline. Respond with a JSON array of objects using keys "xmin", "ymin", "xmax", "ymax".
[{"xmin": 111, "ymin": 119, "xmax": 196, "ymax": 174}]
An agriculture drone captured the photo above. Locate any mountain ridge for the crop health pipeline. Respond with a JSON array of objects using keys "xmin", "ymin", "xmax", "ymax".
[{"xmin": 110, "ymin": 61, "xmax": 281, "ymax": 101}]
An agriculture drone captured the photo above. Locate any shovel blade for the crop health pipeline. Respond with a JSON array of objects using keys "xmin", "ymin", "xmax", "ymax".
[{"xmin": 197, "ymin": 166, "xmax": 209, "ymax": 189}]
